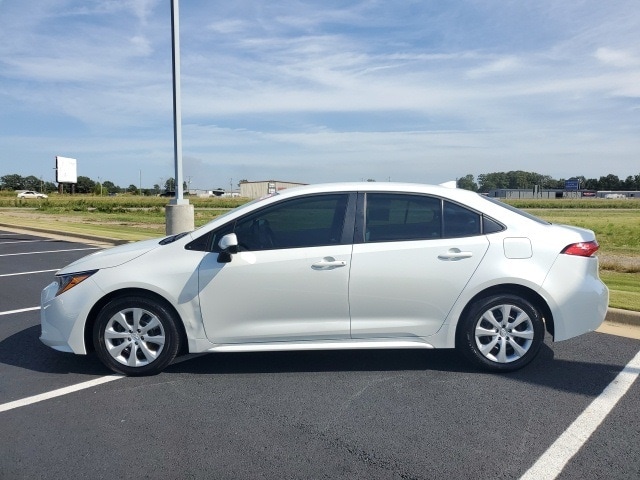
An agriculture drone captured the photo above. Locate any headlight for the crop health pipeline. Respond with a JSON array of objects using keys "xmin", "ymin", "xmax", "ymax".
[{"xmin": 55, "ymin": 270, "xmax": 98, "ymax": 296}]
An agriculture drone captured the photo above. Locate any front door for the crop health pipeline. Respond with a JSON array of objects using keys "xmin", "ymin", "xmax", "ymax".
[{"xmin": 198, "ymin": 193, "xmax": 354, "ymax": 344}]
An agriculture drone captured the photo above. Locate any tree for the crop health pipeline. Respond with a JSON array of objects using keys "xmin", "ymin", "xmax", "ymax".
[
  {"xmin": 457, "ymin": 174, "xmax": 478, "ymax": 192},
  {"xmin": 75, "ymin": 176, "xmax": 96, "ymax": 194},
  {"xmin": 164, "ymin": 178, "xmax": 175, "ymax": 192},
  {"xmin": 128, "ymin": 184, "xmax": 139, "ymax": 194},
  {"xmin": 1, "ymin": 174, "xmax": 24, "ymax": 190},
  {"xmin": 598, "ymin": 174, "xmax": 620, "ymax": 190},
  {"xmin": 23, "ymin": 175, "xmax": 42, "ymax": 191},
  {"xmin": 102, "ymin": 181, "xmax": 117, "ymax": 194}
]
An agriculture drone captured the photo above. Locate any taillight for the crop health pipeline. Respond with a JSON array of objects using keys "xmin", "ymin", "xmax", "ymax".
[{"xmin": 561, "ymin": 241, "xmax": 599, "ymax": 257}]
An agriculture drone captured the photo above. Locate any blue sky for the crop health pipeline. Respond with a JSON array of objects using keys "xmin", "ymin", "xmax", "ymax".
[{"xmin": 1, "ymin": 0, "xmax": 638, "ymax": 190}]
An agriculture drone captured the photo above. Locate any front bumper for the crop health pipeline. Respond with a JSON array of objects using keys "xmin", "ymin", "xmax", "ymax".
[{"xmin": 40, "ymin": 278, "xmax": 102, "ymax": 354}]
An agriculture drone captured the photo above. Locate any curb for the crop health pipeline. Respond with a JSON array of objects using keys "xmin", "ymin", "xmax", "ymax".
[
  {"xmin": 1, "ymin": 222, "xmax": 639, "ymax": 328},
  {"xmin": 0, "ymin": 223, "xmax": 130, "ymax": 246},
  {"xmin": 605, "ymin": 308, "xmax": 640, "ymax": 328}
]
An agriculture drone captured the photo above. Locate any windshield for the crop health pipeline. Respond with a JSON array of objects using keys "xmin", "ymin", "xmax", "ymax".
[{"xmin": 192, "ymin": 193, "xmax": 279, "ymax": 233}]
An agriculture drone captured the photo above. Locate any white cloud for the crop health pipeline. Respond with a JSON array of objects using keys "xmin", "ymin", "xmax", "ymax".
[{"xmin": 594, "ymin": 47, "xmax": 639, "ymax": 68}]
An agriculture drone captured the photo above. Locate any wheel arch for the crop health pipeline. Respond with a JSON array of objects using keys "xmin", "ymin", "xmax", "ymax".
[
  {"xmin": 84, "ymin": 288, "xmax": 189, "ymax": 355},
  {"xmin": 454, "ymin": 284, "xmax": 554, "ymax": 347}
]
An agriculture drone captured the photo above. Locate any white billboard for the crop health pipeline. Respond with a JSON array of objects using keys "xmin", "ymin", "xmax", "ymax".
[{"xmin": 55, "ymin": 156, "xmax": 78, "ymax": 183}]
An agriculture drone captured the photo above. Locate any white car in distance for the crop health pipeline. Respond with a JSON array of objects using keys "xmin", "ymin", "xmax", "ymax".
[
  {"xmin": 40, "ymin": 182, "xmax": 608, "ymax": 376},
  {"xmin": 17, "ymin": 190, "xmax": 48, "ymax": 199}
]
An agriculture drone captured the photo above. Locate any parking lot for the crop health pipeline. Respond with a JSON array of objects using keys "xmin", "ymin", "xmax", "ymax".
[{"xmin": 1, "ymin": 229, "xmax": 639, "ymax": 479}]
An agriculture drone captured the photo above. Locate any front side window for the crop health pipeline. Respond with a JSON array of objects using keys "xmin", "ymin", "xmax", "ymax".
[{"xmin": 233, "ymin": 194, "xmax": 350, "ymax": 251}]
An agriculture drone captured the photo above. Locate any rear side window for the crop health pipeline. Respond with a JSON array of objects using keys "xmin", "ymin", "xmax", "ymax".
[
  {"xmin": 365, "ymin": 194, "xmax": 441, "ymax": 242},
  {"xmin": 363, "ymin": 193, "xmax": 498, "ymax": 243},
  {"xmin": 443, "ymin": 201, "xmax": 481, "ymax": 237}
]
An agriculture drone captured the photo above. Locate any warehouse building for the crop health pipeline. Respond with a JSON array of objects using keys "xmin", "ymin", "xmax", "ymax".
[{"xmin": 239, "ymin": 180, "xmax": 307, "ymax": 199}]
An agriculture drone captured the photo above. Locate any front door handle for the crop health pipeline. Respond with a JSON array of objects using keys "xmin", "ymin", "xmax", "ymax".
[
  {"xmin": 312, "ymin": 257, "xmax": 347, "ymax": 270},
  {"xmin": 438, "ymin": 248, "xmax": 473, "ymax": 261}
]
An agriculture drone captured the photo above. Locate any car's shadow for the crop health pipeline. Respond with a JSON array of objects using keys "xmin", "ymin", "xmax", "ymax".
[
  {"xmin": 0, "ymin": 325, "xmax": 111, "ymax": 376},
  {"xmin": 2, "ymin": 325, "xmax": 638, "ymax": 399}
]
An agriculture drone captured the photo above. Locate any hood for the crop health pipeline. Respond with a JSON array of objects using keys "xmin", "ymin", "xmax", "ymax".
[{"xmin": 57, "ymin": 237, "xmax": 164, "ymax": 274}]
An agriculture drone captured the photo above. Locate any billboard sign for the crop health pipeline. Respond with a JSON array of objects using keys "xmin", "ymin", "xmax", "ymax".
[
  {"xmin": 56, "ymin": 156, "xmax": 78, "ymax": 183},
  {"xmin": 564, "ymin": 178, "xmax": 580, "ymax": 191}
]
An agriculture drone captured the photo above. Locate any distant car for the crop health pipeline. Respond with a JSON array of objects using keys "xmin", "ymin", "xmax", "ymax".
[
  {"xmin": 17, "ymin": 191, "xmax": 48, "ymax": 199},
  {"xmin": 40, "ymin": 182, "xmax": 608, "ymax": 376}
]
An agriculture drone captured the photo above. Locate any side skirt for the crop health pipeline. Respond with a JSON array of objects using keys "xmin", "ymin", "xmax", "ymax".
[{"xmin": 206, "ymin": 339, "xmax": 435, "ymax": 353}]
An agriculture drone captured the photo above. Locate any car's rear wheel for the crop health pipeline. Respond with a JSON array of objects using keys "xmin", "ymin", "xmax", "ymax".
[
  {"xmin": 93, "ymin": 295, "xmax": 180, "ymax": 376},
  {"xmin": 457, "ymin": 294, "xmax": 544, "ymax": 372}
]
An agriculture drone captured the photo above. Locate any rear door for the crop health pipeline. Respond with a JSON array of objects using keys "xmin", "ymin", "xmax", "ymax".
[{"xmin": 348, "ymin": 193, "xmax": 489, "ymax": 338}]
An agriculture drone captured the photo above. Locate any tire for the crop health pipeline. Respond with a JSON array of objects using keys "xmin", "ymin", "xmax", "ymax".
[
  {"xmin": 457, "ymin": 294, "xmax": 544, "ymax": 372},
  {"xmin": 93, "ymin": 295, "xmax": 181, "ymax": 376}
]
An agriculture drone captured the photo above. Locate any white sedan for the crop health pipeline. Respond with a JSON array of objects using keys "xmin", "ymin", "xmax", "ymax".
[
  {"xmin": 17, "ymin": 190, "xmax": 48, "ymax": 199},
  {"xmin": 40, "ymin": 182, "xmax": 608, "ymax": 376}
]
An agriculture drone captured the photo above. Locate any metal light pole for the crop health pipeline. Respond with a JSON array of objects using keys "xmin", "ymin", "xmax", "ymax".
[{"xmin": 166, "ymin": 0, "xmax": 194, "ymax": 234}]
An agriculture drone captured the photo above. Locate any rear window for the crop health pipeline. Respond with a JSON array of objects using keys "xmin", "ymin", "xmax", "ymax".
[{"xmin": 483, "ymin": 196, "xmax": 550, "ymax": 225}]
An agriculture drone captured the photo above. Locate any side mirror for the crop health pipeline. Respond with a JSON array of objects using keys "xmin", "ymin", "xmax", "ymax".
[{"xmin": 217, "ymin": 233, "xmax": 238, "ymax": 263}]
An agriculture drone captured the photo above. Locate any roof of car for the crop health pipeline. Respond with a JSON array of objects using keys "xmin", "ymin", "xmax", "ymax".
[{"xmin": 275, "ymin": 181, "xmax": 480, "ymax": 201}]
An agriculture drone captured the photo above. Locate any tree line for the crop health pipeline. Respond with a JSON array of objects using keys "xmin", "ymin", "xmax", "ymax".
[
  {"xmin": 2, "ymin": 171, "xmax": 639, "ymax": 195},
  {"xmin": 457, "ymin": 171, "xmax": 640, "ymax": 193},
  {"xmin": 0, "ymin": 174, "xmax": 180, "ymax": 195}
]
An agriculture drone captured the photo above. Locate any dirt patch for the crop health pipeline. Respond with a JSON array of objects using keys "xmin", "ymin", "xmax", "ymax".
[
  {"xmin": 599, "ymin": 254, "xmax": 640, "ymax": 273},
  {"xmin": 0, "ymin": 209, "xmax": 161, "ymax": 231}
]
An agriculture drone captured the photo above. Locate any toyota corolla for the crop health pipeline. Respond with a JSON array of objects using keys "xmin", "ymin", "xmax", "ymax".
[{"xmin": 40, "ymin": 182, "xmax": 608, "ymax": 376}]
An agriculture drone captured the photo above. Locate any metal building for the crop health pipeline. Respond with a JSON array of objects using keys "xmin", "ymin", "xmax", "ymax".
[{"xmin": 239, "ymin": 180, "xmax": 307, "ymax": 199}]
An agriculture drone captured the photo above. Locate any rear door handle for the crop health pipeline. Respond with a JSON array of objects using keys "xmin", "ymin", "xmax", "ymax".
[
  {"xmin": 438, "ymin": 248, "xmax": 473, "ymax": 261},
  {"xmin": 312, "ymin": 257, "xmax": 347, "ymax": 270}
]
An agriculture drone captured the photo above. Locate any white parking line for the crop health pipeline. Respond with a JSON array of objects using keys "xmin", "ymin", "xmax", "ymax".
[
  {"xmin": 0, "ymin": 269, "xmax": 58, "ymax": 278},
  {"xmin": 0, "ymin": 354, "xmax": 204, "ymax": 413},
  {"xmin": 0, "ymin": 247, "xmax": 99, "ymax": 257},
  {"xmin": 0, "ymin": 376, "xmax": 123, "ymax": 413},
  {"xmin": 520, "ymin": 349, "xmax": 640, "ymax": 479},
  {"xmin": 0, "ymin": 306, "xmax": 40, "ymax": 316}
]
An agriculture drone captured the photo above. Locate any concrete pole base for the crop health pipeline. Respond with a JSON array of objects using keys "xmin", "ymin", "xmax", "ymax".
[{"xmin": 165, "ymin": 203, "xmax": 195, "ymax": 235}]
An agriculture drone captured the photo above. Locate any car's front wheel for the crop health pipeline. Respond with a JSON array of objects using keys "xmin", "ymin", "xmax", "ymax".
[
  {"xmin": 93, "ymin": 295, "xmax": 180, "ymax": 376},
  {"xmin": 457, "ymin": 294, "xmax": 544, "ymax": 372}
]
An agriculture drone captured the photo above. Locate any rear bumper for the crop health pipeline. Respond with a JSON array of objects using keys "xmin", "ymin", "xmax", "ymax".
[{"xmin": 541, "ymin": 255, "xmax": 609, "ymax": 341}]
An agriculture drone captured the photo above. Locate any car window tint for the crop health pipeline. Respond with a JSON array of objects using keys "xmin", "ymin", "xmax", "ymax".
[
  {"xmin": 234, "ymin": 194, "xmax": 349, "ymax": 251},
  {"xmin": 482, "ymin": 216, "xmax": 505, "ymax": 234},
  {"xmin": 365, "ymin": 193, "xmax": 441, "ymax": 242},
  {"xmin": 443, "ymin": 201, "xmax": 481, "ymax": 238}
]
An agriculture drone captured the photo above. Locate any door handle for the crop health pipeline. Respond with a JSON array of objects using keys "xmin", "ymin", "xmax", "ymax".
[
  {"xmin": 312, "ymin": 257, "xmax": 347, "ymax": 270},
  {"xmin": 438, "ymin": 249, "xmax": 473, "ymax": 261}
]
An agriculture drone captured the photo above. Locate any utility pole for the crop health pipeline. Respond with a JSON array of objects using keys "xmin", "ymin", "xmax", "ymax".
[{"xmin": 165, "ymin": 0, "xmax": 194, "ymax": 234}]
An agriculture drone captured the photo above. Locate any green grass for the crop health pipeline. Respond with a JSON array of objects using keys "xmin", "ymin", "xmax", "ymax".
[
  {"xmin": 600, "ymin": 271, "xmax": 640, "ymax": 311},
  {"xmin": 523, "ymin": 207, "xmax": 640, "ymax": 255}
]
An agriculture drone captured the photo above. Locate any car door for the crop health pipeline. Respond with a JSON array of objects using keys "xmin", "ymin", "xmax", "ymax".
[
  {"xmin": 348, "ymin": 193, "xmax": 490, "ymax": 338},
  {"xmin": 197, "ymin": 193, "xmax": 355, "ymax": 344}
]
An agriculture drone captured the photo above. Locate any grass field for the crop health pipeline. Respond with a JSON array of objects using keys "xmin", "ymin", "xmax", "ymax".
[{"xmin": 1, "ymin": 193, "xmax": 639, "ymax": 311}]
